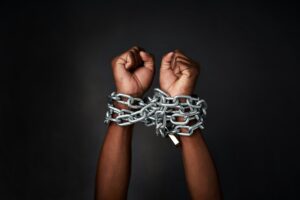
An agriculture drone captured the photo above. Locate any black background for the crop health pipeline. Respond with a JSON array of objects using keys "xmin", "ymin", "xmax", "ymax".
[{"xmin": 1, "ymin": 1, "xmax": 300, "ymax": 199}]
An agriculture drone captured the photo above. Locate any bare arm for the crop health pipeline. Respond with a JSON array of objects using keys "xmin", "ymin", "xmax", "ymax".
[
  {"xmin": 180, "ymin": 131, "xmax": 222, "ymax": 200},
  {"xmin": 160, "ymin": 50, "xmax": 222, "ymax": 200},
  {"xmin": 95, "ymin": 123, "xmax": 133, "ymax": 200},
  {"xmin": 95, "ymin": 46, "xmax": 155, "ymax": 200}
]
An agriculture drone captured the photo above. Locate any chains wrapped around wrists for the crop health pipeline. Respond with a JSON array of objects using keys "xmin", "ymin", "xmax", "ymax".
[{"xmin": 104, "ymin": 88, "xmax": 207, "ymax": 145}]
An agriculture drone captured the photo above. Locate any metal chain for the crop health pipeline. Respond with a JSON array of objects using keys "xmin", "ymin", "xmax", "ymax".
[{"xmin": 104, "ymin": 88, "xmax": 207, "ymax": 145}]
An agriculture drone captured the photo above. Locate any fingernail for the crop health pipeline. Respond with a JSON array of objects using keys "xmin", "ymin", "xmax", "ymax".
[{"xmin": 168, "ymin": 52, "xmax": 174, "ymax": 57}]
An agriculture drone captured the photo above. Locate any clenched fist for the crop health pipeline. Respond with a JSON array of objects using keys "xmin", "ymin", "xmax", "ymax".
[
  {"xmin": 160, "ymin": 50, "xmax": 199, "ymax": 97},
  {"xmin": 111, "ymin": 46, "xmax": 155, "ymax": 97}
]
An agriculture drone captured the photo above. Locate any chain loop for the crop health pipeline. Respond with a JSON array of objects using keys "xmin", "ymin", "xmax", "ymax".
[{"xmin": 104, "ymin": 88, "xmax": 207, "ymax": 145}]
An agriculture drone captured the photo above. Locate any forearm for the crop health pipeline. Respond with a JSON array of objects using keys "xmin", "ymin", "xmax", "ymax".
[
  {"xmin": 180, "ymin": 130, "xmax": 222, "ymax": 200},
  {"xmin": 95, "ymin": 123, "xmax": 133, "ymax": 200},
  {"xmin": 95, "ymin": 46, "xmax": 154, "ymax": 199}
]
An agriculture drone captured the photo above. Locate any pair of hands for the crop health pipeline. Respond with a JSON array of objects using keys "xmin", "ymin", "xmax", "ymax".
[{"xmin": 111, "ymin": 46, "xmax": 199, "ymax": 98}]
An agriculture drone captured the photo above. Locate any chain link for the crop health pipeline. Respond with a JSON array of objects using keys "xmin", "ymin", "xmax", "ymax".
[{"xmin": 104, "ymin": 88, "xmax": 207, "ymax": 145}]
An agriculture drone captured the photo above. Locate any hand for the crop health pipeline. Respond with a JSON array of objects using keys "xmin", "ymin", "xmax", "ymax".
[
  {"xmin": 111, "ymin": 46, "xmax": 155, "ymax": 97},
  {"xmin": 160, "ymin": 49, "xmax": 200, "ymax": 97}
]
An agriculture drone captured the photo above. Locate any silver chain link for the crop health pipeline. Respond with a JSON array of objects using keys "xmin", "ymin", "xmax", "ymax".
[{"xmin": 104, "ymin": 88, "xmax": 207, "ymax": 145}]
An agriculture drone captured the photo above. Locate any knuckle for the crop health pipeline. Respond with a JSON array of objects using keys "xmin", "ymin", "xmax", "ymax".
[
  {"xmin": 128, "ymin": 53, "xmax": 134, "ymax": 62},
  {"xmin": 131, "ymin": 46, "xmax": 140, "ymax": 51},
  {"xmin": 174, "ymin": 49, "xmax": 185, "ymax": 56},
  {"xmin": 129, "ymin": 50, "xmax": 137, "ymax": 57}
]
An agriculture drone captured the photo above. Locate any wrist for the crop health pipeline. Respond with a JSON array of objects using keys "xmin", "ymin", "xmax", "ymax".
[
  {"xmin": 110, "ymin": 102, "xmax": 133, "ymax": 125},
  {"xmin": 113, "ymin": 101, "xmax": 130, "ymax": 110},
  {"xmin": 116, "ymin": 89, "xmax": 143, "ymax": 98},
  {"xmin": 164, "ymin": 89, "xmax": 193, "ymax": 97}
]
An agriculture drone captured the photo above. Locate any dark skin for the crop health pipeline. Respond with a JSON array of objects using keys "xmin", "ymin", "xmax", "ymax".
[{"xmin": 95, "ymin": 47, "xmax": 222, "ymax": 200}]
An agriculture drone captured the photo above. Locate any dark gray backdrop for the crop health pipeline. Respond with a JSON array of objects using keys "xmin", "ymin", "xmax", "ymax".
[{"xmin": 1, "ymin": 1, "xmax": 300, "ymax": 199}]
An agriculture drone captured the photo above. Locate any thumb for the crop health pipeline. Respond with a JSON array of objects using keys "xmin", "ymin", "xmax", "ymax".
[
  {"xmin": 139, "ymin": 51, "xmax": 154, "ymax": 72},
  {"xmin": 160, "ymin": 52, "xmax": 174, "ymax": 70}
]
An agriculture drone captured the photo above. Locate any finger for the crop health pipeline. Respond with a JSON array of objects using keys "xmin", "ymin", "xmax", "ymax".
[
  {"xmin": 131, "ymin": 46, "xmax": 141, "ymax": 51},
  {"xmin": 176, "ymin": 56, "xmax": 191, "ymax": 63},
  {"xmin": 140, "ymin": 51, "xmax": 155, "ymax": 72},
  {"xmin": 174, "ymin": 49, "xmax": 200, "ymax": 72},
  {"xmin": 131, "ymin": 46, "xmax": 143, "ymax": 66},
  {"xmin": 133, "ymin": 51, "xmax": 155, "ymax": 92},
  {"xmin": 174, "ymin": 60, "xmax": 190, "ymax": 75},
  {"xmin": 123, "ymin": 51, "xmax": 136, "ymax": 70},
  {"xmin": 111, "ymin": 53, "xmax": 132, "ymax": 84},
  {"xmin": 160, "ymin": 52, "xmax": 174, "ymax": 70},
  {"xmin": 174, "ymin": 49, "xmax": 189, "ymax": 59},
  {"xmin": 176, "ymin": 61, "xmax": 198, "ymax": 77},
  {"xmin": 117, "ymin": 47, "xmax": 139, "ymax": 70},
  {"xmin": 117, "ymin": 49, "xmax": 133, "ymax": 66},
  {"xmin": 176, "ymin": 55, "xmax": 198, "ymax": 66}
]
